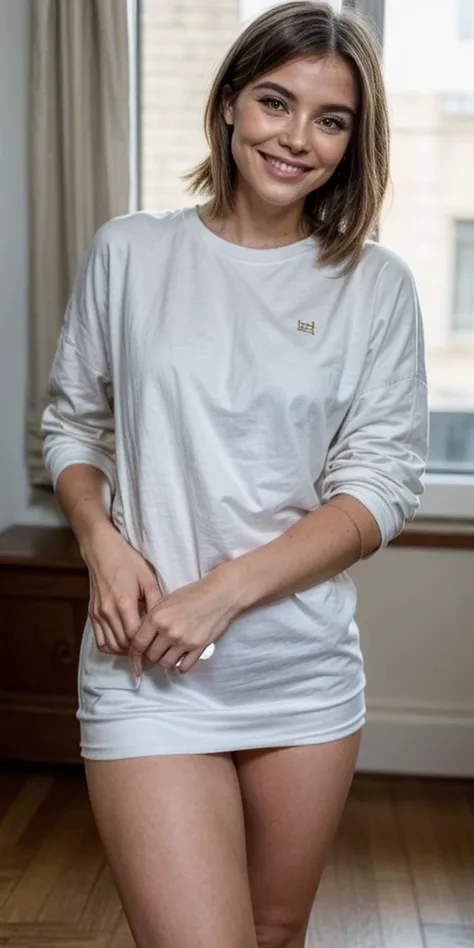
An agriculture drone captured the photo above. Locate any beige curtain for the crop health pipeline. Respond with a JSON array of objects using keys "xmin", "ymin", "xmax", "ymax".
[{"xmin": 27, "ymin": 0, "xmax": 130, "ymax": 488}]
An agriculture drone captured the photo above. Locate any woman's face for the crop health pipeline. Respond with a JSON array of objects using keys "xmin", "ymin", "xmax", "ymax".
[{"xmin": 223, "ymin": 54, "xmax": 358, "ymax": 210}]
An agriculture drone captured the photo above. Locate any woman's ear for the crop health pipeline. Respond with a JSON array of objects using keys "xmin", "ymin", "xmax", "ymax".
[{"xmin": 222, "ymin": 84, "xmax": 234, "ymax": 126}]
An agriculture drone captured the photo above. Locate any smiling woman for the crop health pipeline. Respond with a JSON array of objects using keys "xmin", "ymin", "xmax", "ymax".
[
  {"xmin": 41, "ymin": 3, "xmax": 427, "ymax": 946},
  {"xmin": 221, "ymin": 58, "xmax": 356, "ymax": 198},
  {"xmin": 186, "ymin": 0, "xmax": 389, "ymax": 270}
]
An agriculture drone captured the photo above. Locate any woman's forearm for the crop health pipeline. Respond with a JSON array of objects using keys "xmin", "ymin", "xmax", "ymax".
[
  {"xmin": 217, "ymin": 495, "xmax": 382, "ymax": 616},
  {"xmin": 55, "ymin": 463, "xmax": 116, "ymax": 556}
]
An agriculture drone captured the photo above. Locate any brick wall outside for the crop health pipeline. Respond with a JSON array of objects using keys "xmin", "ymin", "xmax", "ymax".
[{"xmin": 140, "ymin": 0, "xmax": 240, "ymax": 211}]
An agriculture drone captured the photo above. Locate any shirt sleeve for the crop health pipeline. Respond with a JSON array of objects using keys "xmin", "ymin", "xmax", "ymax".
[
  {"xmin": 319, "ymin": 255, "xmax": 429, "ymax": 551},
  {"xmin": 41, "ymin": 227, "xmax": 116, "ymax": 502}
]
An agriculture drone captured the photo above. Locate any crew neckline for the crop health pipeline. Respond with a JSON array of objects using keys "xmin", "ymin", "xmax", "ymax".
[{"xmin": 185, "ymin": 205, "xmax": 318, "ymax": 263}]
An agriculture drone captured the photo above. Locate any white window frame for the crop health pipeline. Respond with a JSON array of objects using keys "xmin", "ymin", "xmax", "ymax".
[
  {"xmin": 346, "ymin": 0, "xmax": 474, "ymax": 521},
  {"xmin": 420, "ymin": 474, "xmax": 474, "ymax": 520}
]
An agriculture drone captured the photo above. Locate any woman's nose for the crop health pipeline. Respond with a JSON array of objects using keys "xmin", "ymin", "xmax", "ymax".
[{"xmin": 278, "ymin": 115, "xmax": 310, "ymax": 154}]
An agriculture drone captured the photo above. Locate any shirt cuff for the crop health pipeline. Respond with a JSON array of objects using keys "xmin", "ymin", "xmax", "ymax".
[{"xmin": 43, "ymin": 440, "xmax": 115, "ymax": 512}]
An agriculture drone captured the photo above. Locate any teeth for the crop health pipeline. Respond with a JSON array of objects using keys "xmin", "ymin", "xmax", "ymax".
[{"xmin": 267, "ymin": 156, "xmax": 304, "ymax": 174}]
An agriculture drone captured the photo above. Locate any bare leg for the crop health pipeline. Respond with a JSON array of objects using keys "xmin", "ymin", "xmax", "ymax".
[
  {"xmin": 233, "ymin": 729, "xmax": 363, "ymax": 948},
  {"xmin": 84, "ymin": 752, "xmax": 259, "ymax": 948}
]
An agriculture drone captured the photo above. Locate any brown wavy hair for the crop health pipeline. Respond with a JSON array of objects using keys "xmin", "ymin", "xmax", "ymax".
[{"xmin": 185, "ymin": 1, "xmax": 390, "ymax": 272}]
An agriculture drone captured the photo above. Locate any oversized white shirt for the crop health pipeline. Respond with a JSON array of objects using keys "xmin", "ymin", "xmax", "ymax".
[{"xmin": 41, "ymin": 207, "xmax": 428, "ymax": 754}]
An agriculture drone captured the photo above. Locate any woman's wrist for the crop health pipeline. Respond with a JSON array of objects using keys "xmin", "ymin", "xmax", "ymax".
[
  {"xmin": 70, "ymin": 499, "xmax": 116, "ymax": 561},
  {"xmin": 55, "ymin": 464, "xmax": 116, "ymax": 561},
  {"xmin": 211, "ymin": 559, "xmax": 252, "ymax": 619}
]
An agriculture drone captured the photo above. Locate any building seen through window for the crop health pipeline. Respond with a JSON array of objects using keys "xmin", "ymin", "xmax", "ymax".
[{"xmin": 381, "ymin": 0, "xmax": 474, "ymax": 472}]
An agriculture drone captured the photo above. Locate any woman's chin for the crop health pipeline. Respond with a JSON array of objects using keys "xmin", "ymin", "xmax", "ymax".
[{"xmin": 246, "ymin": 178, "xmax": 307, "ymax": 209}]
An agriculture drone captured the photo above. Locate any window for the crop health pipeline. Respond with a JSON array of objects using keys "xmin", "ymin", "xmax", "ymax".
[
  {"xmin": 429, "ymin": 411, "xmax": 474, "ymax": 474},
  {"xmin": 459, "ymin": 0, "xmax": 474, "ymax": 40},
  {"xmin": 452, "ymin": 221, "xmax": 474, "ymax": 332},
  {"xmin": 381, "ymin": 0, "xmax": 474, "ymax": 496},
  {"xmin": 139, "ymin": 0, "xmax": 240, "ymax": 212},
  {"xmin": 138, "ymin": 0, "xmax": 474, "ymax": 513}
]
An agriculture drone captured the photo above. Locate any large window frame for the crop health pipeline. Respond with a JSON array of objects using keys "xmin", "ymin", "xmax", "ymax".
[
  {"xmin": 134, "ymin": 0, "xmax": 474, "ymax": 522},
  {"xmin": 345, "ymin": 1, "xmax": 474, "ymax": 521}
]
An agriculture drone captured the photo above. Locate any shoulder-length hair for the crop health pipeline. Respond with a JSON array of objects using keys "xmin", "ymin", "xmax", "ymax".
[{"xmin": 185, "ymin": 1, "xmax": 390, "ymax": 272}]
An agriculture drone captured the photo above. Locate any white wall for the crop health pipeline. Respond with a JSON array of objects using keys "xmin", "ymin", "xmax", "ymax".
[
  {"xmin": 0, "ymin": 0, "xmax": 472, "ymax": 776},
  {"xmin": 354, "ymin": 547, "xmax": 474, "ymax": 777}
]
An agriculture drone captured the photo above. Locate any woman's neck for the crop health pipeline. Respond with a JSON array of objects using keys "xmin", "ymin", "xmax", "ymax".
[{"xmin": 200, "ymin": 187, "xmax": 310, "ymax": 250}]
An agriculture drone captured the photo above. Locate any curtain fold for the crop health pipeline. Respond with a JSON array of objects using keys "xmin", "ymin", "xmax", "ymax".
[
  {"xmin": 27, "ymin": 0, "xmax": 130, "ymax": 488},
  {"xmin": 344, "ymin": 0, "xmax": 385, "ymax": 42}
]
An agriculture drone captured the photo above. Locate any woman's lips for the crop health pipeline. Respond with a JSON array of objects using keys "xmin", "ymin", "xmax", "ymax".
[{"xmin": 259, "ymin": 151, "xmax": 310, "ymax": 180}]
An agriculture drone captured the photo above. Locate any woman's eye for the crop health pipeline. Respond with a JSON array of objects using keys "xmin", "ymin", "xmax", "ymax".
[
  {"xmin": 318, "ymin": 116, "xmax": 346, "ymax": 132},
  {"xmin": 260, "ymin": 96, "xmax": 286, "ymax": 112}
]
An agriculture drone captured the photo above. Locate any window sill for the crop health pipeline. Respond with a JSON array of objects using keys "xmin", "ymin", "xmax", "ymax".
[
  {"xmin": 382, "ymin": 473, "xmax": 474, "ymax": 548},
  {"xmin": 417, "ymin": 472, "xmax": 474, "ymax": 521},
  {"xmin": 392, "ymin": 517, "xmax": 474, "ymax": 549}
]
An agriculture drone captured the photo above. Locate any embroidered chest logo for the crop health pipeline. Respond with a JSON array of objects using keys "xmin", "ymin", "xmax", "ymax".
[{"xmin": 297, "ymin": 320, "xmax": 315, "ymax": 335}]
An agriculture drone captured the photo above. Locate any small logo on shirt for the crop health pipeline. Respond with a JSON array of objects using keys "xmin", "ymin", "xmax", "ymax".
[{"xmin": 297, "ymin": 320, "xmax": 315, "ymax": 335}]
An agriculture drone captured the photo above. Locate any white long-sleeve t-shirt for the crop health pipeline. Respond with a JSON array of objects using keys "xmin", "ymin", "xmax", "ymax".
[{"xmin": 41, "ymin": 207, "xmax": 428, "ymax": 755}]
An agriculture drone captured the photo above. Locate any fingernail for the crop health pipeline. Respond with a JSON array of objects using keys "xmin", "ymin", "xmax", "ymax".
[{"xmin": 130, "ymin": 652, "xmax": 142, "ymax": 681}]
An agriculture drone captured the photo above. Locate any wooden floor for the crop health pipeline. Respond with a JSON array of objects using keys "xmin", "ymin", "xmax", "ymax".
[{"xmin": 0, "ymin": 764, "xmax": 473, "ymax": 947}]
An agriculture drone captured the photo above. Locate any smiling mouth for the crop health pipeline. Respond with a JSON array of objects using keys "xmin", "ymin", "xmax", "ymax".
[{"xmin": 259, "ymin": 152, "xmax": 312, "ymax": 175}]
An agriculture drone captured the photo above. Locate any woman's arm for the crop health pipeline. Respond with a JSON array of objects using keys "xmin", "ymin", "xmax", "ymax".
[
  {"xmin": 55, "ymin": 463, "xmax": 116, "ymax": 555},
  {"xmin": 42, "ymin": 226, "xmax": 162, "ymax": 659},
  {"xmin": 42, "ymin": 225, "xmax": 116, "ymax": 509},
  {"xmin": 216, "ymin": 255, "xmax": 428, "ymax": 618},
  {"xmin": 217, "ymin": 494, "xmax": 380, "ymax": 614},
  {"xmin": 56, "ymin": 460, "xmax": 161, "ymax": 660}
]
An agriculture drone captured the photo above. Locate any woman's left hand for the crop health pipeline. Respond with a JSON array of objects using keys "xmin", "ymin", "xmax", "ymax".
[{"xmin": 127, "ymin": 567, "xmax": 239, "ymax": 674}]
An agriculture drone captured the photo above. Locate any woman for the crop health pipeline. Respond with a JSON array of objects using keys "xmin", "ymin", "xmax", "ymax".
[{"xmin": 42, "ymin": 2, "xmax": 428, "ymax": 946}]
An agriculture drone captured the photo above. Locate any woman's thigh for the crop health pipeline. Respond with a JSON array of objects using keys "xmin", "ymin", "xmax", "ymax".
[
  {"xmin": 84, "ymin": 752, "xmax": 259, "ymax": 948},
  {"xmin": 233, "ymin": 729, "xmax": 363, "ymax": 948}
]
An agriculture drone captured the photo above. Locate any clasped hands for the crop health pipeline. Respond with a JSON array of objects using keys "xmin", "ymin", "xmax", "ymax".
[
  {"xmin": 128, "ymin": 573, "xmax": 237, "ymax": 676},
  {"xmin": 83, "ymin": 524, "xmax": 239, "ymax": 675}
]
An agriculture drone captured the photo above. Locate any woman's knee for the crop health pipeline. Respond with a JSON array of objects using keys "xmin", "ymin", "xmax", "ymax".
[{"xmin": 255, "ymin": 917, "xmax": 307, "ymax": 948}]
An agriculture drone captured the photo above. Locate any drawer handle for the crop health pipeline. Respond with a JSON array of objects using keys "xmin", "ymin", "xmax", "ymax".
[{"xmin": 51, "ymin": 638, "xmax": 75, "ymax": 666}]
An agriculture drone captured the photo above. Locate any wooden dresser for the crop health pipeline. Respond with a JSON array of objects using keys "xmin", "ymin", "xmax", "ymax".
[{"xmin": 0, "ymin": 525, "xmax": 89, "ymax": 764}]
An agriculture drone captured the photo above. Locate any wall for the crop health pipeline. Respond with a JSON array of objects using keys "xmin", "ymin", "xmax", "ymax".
[
  {"xmin": 0, "ymin": 0, "xmax": 473, "ymax": 776},
  {"xmin": 354, "ymin": 546, "xmax": 474, "ymax": 777}
]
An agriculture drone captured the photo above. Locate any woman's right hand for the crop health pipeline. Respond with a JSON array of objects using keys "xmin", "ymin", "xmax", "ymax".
[{"xmin": 81, "ymin": 523, "xmax": 163, "ymax": 657}]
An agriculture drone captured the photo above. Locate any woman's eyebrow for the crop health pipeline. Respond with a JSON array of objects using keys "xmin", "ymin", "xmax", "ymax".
[
  {"xmin": 253, "ymin": 81, "xmax": 297, "ymax": 101},
  {"xmin": 253, "ymin": 81, "xmax": 356, "ymax": 117},
  {"xmin": 319, "ymin": 103, "xmax": 356, "ymax": 117}
]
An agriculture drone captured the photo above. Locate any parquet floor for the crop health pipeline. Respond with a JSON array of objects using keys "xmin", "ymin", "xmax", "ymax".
[{"xmin": 0, "ymin": 762, "xmax": 473, "ymax": 947}]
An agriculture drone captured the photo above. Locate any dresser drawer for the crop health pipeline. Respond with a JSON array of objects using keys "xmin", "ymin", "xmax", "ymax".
[
  {"xmin": 0, "ymin": 525, "xmax": 89, "ymax": 763},
  {"xmin": 0, "ymin": 595, "xmax": 88, "ymax": 696}
]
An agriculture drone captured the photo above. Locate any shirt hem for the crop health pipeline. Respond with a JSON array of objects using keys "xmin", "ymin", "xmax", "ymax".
[{"xmin": 78, "ymin": 690, "xmax": 366, "ymax": 759}]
